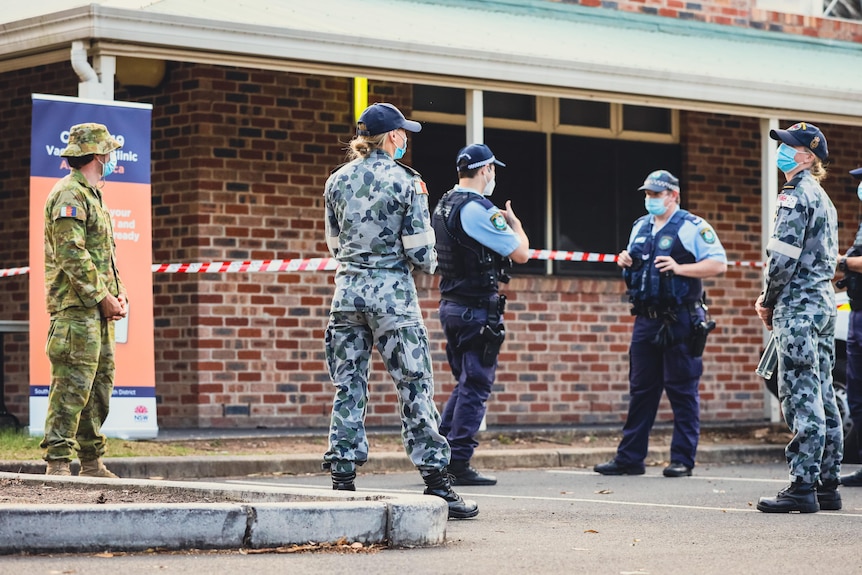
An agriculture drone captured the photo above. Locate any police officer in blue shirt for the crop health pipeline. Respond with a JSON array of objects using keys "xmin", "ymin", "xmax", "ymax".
[
  {"xmin": 835, "ymin": 165, "xmax": 862, "ymax": 488},
  {"xmin": 595, "ymin": 170, "xmax": 727, "ymax": 478},
  {"xmin": 432, "ymin": 143, "xmax": 530, "ymax": 486}
]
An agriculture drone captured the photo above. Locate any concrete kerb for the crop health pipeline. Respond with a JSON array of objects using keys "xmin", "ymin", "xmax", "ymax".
[
  {"xmin": 0, "ymin": 444, "xmax": 786, "ymax": 480},
  {"xmin": 0, "ymin": 472, "xmax": 448, "ymax": 554},
  {"xmin": 0, "ymin": 442, "xmax": 786, "ymax": 554}
]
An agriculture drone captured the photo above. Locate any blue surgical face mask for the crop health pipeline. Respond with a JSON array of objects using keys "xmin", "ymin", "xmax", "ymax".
[
  {"xmin": 101, "ymin": 151, "xmax": 118, "ymax": 178},
  {"xmin": 644, "ymin": 196, "xmax": 668, "ymax": 216},
  {"xmin": 857, "ymin": 181, "xmax": 862, "ymax": 202},
  {"xmin": 776, "ymin": 143, "xmax": 799, "ymax": 173},
  {"xmin": 393, "ymin": 132, "xmax": 407, "ymax": 161}
]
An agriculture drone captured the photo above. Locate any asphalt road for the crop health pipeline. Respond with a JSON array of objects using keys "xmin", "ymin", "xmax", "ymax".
[{"xmin": 3, "ymin": 462, "xmax": 861, "ymax": 575}]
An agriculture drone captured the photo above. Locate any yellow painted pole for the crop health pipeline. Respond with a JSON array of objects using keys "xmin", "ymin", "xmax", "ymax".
[{"xmin": 354, "ymin": 78, "xmax": 368, "ymax": 123}]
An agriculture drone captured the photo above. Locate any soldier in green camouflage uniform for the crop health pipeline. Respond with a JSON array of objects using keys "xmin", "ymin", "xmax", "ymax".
[
  {"xmin": 322, "ymin": 103, "xmax": 477, "ymax": 519},
  {"xmin": 755, "ymin": 122, "xmax": 843, "ymax": 513},
  {"xmin": 41, "ymin": 123, "xmax": 128, "ymax": 478}
]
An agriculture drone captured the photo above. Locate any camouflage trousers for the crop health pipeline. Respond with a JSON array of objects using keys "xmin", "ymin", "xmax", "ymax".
[
  {"xmin": 323, "ymin": 309, "xmax": 450, "ymax": 473},
  {"xmin": 40, "ymin": 306, "xmax": 115, "ymax": 462},
  {"xmin": 773, "ymin": 312, "xmax": 843, "ymax": 483}
]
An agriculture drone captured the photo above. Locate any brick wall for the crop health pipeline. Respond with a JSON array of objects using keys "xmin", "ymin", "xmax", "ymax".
[
  {"xmin": 129, "ymin": 65, "xmax": 861, "ymax": 430},
  {"xmin": 0, "ymin": 63, "xmax": 77, "ymax": 425},
  {"xmin": 559, "ymin": 0, "xmax": 862, "ymax": 41},
  {"xmin": 3, "ymin": 6, "xmax": 862, "ymax": 430}
]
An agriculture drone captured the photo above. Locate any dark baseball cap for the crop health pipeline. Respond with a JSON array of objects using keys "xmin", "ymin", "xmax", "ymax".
[
  {"xmin": 456, "ymin": 143, "xmax": 506, "ymax": 171},
  {"xmin": 356, "ymin": 103, "xmax": 421, "ymax": 136},
  {"xmin": 851, "ymin": 167, "xmax": 862, "ymax": 178},
  {"xmin": 638, "ymin": 169, "xmax": 680, "ymax": 193},
  {"xmin": 769, "ymin": 122, "xmax": 828, "ymax": 161}
]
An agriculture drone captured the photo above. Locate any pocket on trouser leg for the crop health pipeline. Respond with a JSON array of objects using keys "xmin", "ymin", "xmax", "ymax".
[{"xmin": 382, "ymin": 322, "xmax": 433, "ymax": 384}]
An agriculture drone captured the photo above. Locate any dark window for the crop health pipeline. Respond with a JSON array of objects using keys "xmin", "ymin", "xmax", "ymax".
[
  {"xmin": 484, "ymin": 128, "xmax": 546, "ymax": 275},
  {"xmin": 411, "ymin": 124, "xmax": 546, "ymax": 276},
  {"xmin": 559, "ymin": 99, "xmax": 611, "ymax": 129},
  {"xmin": 622, "ymin": 105, "xmax": 673, "ymax": 134},
  {"xmin": 410, "ymin": 122, "xmax": 464, "ymax": 208},
  {"xmin": 413, "ymin": 85, "xmax": 465, "ymax": 115},
  {"xmin": 485, "ymin": 91, "xmax": 536, "ymax": 121},
  {"xmin": 552, "ymin": 135, "xmax": 681, "ymax": 275}
]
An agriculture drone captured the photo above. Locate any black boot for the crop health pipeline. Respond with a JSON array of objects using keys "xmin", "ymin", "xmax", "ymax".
[
  {"xmin": 421, "ymin": 469, "xmax": 479, "ymax": 519},
  {"xmin": 840, "ymin": 468, "xmax": 862, "ymax": 487},
  {"xmin": 331, "ymin": 470, "xmax": 356, "ymax": 491},
  {"xmin": 448, "ymin": 460, "xmax": 497, "ymax": 486},
  {"xmin": 816, "ymin": 479, "xmax": 842, "ymax": 511},
  {"xmin": 756, "ymin": 480, "xmax": 818, "ymax": 513}
]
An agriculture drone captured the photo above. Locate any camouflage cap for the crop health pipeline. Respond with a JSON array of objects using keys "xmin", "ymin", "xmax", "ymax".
[{"xmin": 60, "ymin": 123, "xmax": 122, "ymax": 157}]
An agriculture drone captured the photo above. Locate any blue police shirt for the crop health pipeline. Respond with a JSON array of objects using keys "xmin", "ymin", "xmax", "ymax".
[
  {"xmin": 456, "ymin": 186, "xmax": 521, "ymax": 257},
  {"xmin": 627, "ymin": 208, "xmax": 727, "ymax": 264}
]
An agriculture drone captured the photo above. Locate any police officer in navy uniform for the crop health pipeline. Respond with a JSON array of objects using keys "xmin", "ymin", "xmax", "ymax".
[
  {"xmin": 836, "ymin": 165, "xmax": 862, "ymax": 487},
  {"xmin": 432, "ymin": 143, "xmax": 530, "ymax": 486},
  {"xmin": 755, "ymin": 122, "xmax": 843, "ymax": 513},
  {"xmin": 595, "ymin": 170, "xmax": 727, "ymax": 478}
]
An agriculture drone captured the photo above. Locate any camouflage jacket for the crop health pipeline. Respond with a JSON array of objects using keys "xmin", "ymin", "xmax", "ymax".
[
  {"xmin": 324, "ymin": 149, "xmax": 437, "ymax": 314},
  {"xmin": 764, "ymin": 170, "xmax": 837, "ymax": 318},
  {"xmin": 44, "ymin": 170, "xmax": 126, "ymax": 314}
]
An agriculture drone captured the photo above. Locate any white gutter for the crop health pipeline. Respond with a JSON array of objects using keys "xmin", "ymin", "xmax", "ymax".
[
  {"xmin": 69, "ymin": 39, "xmax": 114, "ymax": 100},
  {"xmin": 70, "ymin": 40, "xmax": 97, "ymax": 83}
]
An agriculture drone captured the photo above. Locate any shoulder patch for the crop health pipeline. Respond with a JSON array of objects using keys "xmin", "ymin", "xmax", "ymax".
[
  {"xmin": 700, "ymin": 227, "xmax": 717, "ymax": 244},
  {"xmin": 490, "ymin": 212, "xmax": 507, "ymax": 231},
  {"xmin": 415, "ymin": 179, "xmax": 428, "ymax": 195},
  {"xmin": 777, "ymin": 194, "xmax": 798, "ymax": 210},
  {"xmin": 54, "ymin": 205, "xmax": 85, "ymax": 221},
  {"xmin": 395, "ymin": 161, "xmax": 421, "ymax": 178}
]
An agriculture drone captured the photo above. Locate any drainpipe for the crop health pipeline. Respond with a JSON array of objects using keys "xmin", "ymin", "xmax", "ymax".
[{"xmin": 70, "ymin": 40, "xmax": 115, "ymax": 100}]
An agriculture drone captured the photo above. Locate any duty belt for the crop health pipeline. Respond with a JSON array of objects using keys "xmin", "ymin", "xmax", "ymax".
[
  {"xmin": 441, "ymin": 293, "xmax": 506, "ymax": 317},
  {"xmin": 632, "ymin": 301, "xmax": 701, "ymax": 319}
]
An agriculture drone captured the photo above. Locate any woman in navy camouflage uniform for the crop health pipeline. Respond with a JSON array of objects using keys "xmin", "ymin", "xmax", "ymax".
[
  {"xmin": 321, "ymin": 103, "xmax": 477, "ymax": 519},
  {"xmin": 755, "ymin": 122, "xmax": 843, "ymax": 513}
]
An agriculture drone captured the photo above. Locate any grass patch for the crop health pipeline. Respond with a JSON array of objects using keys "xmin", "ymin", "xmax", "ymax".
[
  {"xmin": 0, "ymin": 429, "xmax": 42, "ymax": 460},
  {"xmin": 0, "ymin": 429, "xmax": 235, "ymax": 461}
]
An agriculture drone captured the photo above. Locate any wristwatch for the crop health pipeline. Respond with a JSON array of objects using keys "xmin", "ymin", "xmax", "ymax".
[{"xmin": 839, "ymin": 257, "xmax": 848, "ymax": 273}]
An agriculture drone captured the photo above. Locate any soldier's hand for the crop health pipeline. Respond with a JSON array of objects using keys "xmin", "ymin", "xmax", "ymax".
[
  {"xmin": 754, "ymin": 293, "xmax": 773, "ymax": 331},
  {"xmin": 98, "ymin": 294, "xmax": 124, "ymax": 321},
  {"xmin": 116, "ymin": 294, "xmax": 129, "ymax": 319}
]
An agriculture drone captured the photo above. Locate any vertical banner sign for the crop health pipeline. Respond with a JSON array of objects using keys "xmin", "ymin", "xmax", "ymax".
[{"xmin": 29, "ymin": 94, "xmax": 157, "ymax": 439}]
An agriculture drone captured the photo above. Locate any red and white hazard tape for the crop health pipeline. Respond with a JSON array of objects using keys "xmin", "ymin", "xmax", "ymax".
[
  {"xmin": 150, "ymin": 258, "xmax": 338, "ymax": 274},
  {"xmin": 529, "ymin": 249, "xmax": 618, "ymax": 263},
  {"xmin": 0, "ymin": 252, "xmax": 765, "ymax": 278},
  {"xmin": 0, "ymin": 266, "xmax": 29, "ymax": 278}
]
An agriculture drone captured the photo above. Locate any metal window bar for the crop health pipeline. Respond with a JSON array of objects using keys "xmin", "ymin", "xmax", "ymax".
[{"xmin": 824, "ymin": 0, "xmax": 862, "ymax": 19}]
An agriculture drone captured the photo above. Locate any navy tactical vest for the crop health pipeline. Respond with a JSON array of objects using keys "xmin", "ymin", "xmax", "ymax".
[
  {"xmin": 625, "ymin": 209, "xmax": 701, "ymax": 307},
  {"xmin": 845, "ymin": 221, "xmax": 862, "ymax": 304},
  {"xmin": 432, "ymin": 189, "xmax": 507, "ymax": 300}
]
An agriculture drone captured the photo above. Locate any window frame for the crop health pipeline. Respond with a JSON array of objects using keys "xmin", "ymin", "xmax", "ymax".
[{"xmin": 411, "ymin": 86, "xmax": 681, "ymax": 277}]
